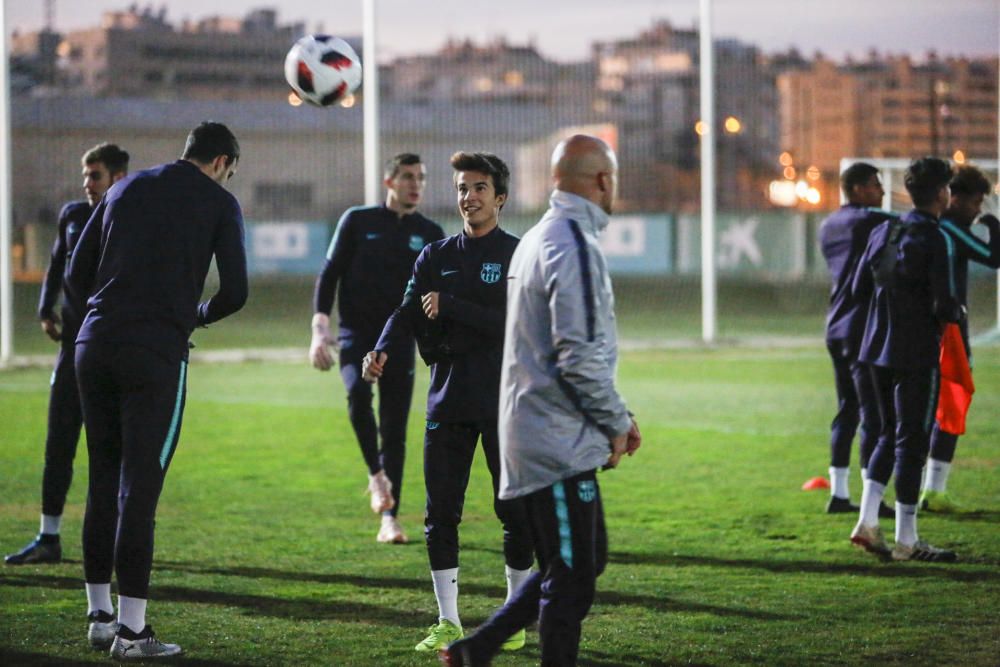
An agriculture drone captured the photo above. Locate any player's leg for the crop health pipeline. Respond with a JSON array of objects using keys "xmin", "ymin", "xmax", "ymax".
[
  {"xmin": 5, "ymin": 344, "xmax": 82, "ymax": 565},
  {"xmin": 108, "ymin": 345, "xmax": 186, "ymax": 657},
  {"xmin": 339, "ymin": 332, "xmax": 392, "ymax": 513},
  {"xmin": 851, "ymin": 364, "xmax": 894, "ymax": 556},
  {"xmin": 851, "ymin": 360, "xmax": 894, "ymax": 519},
  {"xmin": 922, "ymin": 426, "xmax": 961, "ymax": 512},
  {"xmin": 479, "ymin": 420, "xmax": 533, "ymax": 649},
  {"xmin": 75, "ymin": 341, "xmax": 123, "ymax": 648},
  {"xmin": 536, "ymin": 470, "xmax": 605, "ymax": 665},
  {"xmin": 418, "ymin": 422, "xmax": 476, "ymax": 651},
  {"xmin": 374, "ymin": 340, "xmax": 416, "ymax": 541},
  {"xmin": 890, "ymin": 368, "xmax": 956, "ymax": 562},
  {"xmin": 826, "ymin": 341, "xmax": 860, "ymax": 512}
]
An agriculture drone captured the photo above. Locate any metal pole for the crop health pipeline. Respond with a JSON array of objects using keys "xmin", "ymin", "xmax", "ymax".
[
  {"xmin": 362, "ymin": 0, "xmax": 380, "ymax": 206},
  {"xmin": 1, "ymin": 1, "xmax": 14, "ymax": 365},
  {"xmin": 699, "ymin": 0, "xmax": 716, "ymax": 343}
]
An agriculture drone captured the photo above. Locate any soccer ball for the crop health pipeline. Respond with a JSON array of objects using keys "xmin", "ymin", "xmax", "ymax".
[{"xmin": 284, "ymin": 34, "xmax": 362, "ymax": 107}]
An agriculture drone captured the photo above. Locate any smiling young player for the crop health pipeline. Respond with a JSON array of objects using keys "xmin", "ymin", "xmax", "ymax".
[{"xmin": 363, "ymin": 152, "xmax": 533, "ymax": 653}]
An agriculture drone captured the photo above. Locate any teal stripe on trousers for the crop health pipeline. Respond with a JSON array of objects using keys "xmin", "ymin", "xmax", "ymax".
[
  {"xmin": 160, "ymin": 360, "xmax": 187, "ymax": 470},
  {"xmin": 553, "ymin": 481, "xmax": 573, "ymax": 569}
]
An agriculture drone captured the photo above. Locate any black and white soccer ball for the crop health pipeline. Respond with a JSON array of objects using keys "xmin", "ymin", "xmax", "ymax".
[{"xmin": 284, "ymin": 34, "xmax": 362, "ymax": 107}]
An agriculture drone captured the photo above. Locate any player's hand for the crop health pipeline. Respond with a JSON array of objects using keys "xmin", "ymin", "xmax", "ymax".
[
  {"xmin": 309, "ymin": 313, "xmax": 336, "ymax": 371},
  {"xmin": 605, "ymin": 417, "xmax": 640, "ymax": 469},
  {"xmin": 41, "ymin": 317, "xmax": 61, "ymax": 342},
  {"xmin": 362, "ymin": 351, "xmax": 388, "ymax": 384},
  {"xmin": 422, "ymin": 292, "xmax": 440, "ymax": 320}
]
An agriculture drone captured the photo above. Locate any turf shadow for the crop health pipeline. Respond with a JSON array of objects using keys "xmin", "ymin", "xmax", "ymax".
[
  {"xmin": 154, "ymin": 560, "xmax": 509, "ymax": 598},
  {"xmin": 0, "ymin": 646, "xmax": 256, "ymax": 666},
  {"xmin": 0, "ymin": 572, "xmax": 424, "ymax": 627},
  {"xmin": 608, "ymin": 550, "xmax": 1000, "ymax": 582},
  {"xmin": 595, "ymin": 589, "xmax": 793, "ymax": 621}
]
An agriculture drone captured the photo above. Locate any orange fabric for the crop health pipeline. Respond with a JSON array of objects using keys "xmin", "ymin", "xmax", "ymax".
[{"xmin": 936, "ymin": 323, "xmax": 975, "ymax": 435}]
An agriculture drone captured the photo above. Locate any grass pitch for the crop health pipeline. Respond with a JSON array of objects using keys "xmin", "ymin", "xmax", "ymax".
[{"xmin": 1, "ymin": 345, "xmax": 998, "ymax": 665}]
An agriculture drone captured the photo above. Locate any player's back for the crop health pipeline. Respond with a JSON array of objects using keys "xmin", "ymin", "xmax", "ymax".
[{"xmin": 76, "ymin": 160, "xmax": 246, "ymax": 358}]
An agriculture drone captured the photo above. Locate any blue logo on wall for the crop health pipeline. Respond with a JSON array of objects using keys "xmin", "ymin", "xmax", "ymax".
[
  {"xmin": 578, "ymin": 480, "xmax": 596, "ymax": 502},
  {"xmin": 480, "ymin": 263, "xmax": 502, "ymax": 284},
  {"xmin": 410, "ymin": 235, "xmax": 425, "ymax": 251}
]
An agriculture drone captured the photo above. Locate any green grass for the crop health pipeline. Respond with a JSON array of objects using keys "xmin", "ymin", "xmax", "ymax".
[{"xmin": 1, "ymin": 347, "xmax": 999, "ymax": 665}]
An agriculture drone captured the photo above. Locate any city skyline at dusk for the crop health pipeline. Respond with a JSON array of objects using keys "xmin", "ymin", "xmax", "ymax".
[{"xmin": 6, "ymin": 0, "xmax": 998, "ymax": 63}]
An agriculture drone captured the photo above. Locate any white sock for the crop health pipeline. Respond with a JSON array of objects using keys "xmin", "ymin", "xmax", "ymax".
[
  {"xmin": 118, "ymin": 595, "xmax": 147, "ymax": 634},
  {"xmin": 40, "ymin": 514, "xmax": 61, "ymax": 536},
  {"xmin": 504, "ymin": 565, "xmax": 532, "ymax": 604},
  {"xmin": 859, "ymin": 478, "xmax": 886, "ymax": 526},
  {"xmin": 829, "ymin": 466, "xmax": 850, "ymax": 499},
  {"xmin": 895, "ymin": 502, "xmax": 918, "ymax": 547},
  {"xmin": 924, "ymin": 459, "xmax": 951, "ymax": 493},
  {"xmin": 431, "ymin": 568, "xmax": 460, "ymax": 626},
  {"xmin": 860, "ymin": 467, "xmax": 868, "ymax": 481},
  {"xmin": 85, "ymin": 583, "xmax": 113, "ymax": 615}
]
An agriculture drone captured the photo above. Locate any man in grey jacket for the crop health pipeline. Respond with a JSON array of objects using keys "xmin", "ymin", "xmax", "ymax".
[{"xmin": 441, "ymin": 134, "xmax": 641, "ymax": 667}]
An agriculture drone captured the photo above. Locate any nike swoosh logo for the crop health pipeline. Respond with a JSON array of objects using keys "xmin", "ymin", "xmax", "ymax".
[
  {"xmin": 441, "ymin": 269, "xmax": 459, "ymax": 276},
  {"xmin": 366, "ymin": 233, "xmax": 381, "ymax": 240}
]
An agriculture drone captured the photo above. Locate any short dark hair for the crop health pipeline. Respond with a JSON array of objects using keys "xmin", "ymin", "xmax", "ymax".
[
  {"xmin": 450, "ymin": 151, "xmax": 510, "ymax": 201},
  {"xmin": 82, "ymin": 143, "xmax": 129, "ymax": 175},
  {"xmin": 904, "ymin": 157, "xmax": 952, "ymax": 207},
  {"xmin": 182, "ymin": 121, "xmax": 240, "ymax": 167},
  {"xmin": 840, "ymin": 162, "xmax": 879, "ymax": 198},
  {"xmin": 950, "ymin": 164, "xmax": 992, "ymax": 197},
  {"xmin": 384, "ymin": 152, "xmax": 422, "ymax": 180}
]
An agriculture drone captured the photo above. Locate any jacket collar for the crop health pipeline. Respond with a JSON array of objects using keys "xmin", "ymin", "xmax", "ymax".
[{"xmin": 549, "ymin": 189, "xmax": 610, "ymax": 234}]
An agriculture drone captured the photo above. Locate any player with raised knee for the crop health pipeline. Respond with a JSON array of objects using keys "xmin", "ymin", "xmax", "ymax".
[
  {"xmin": 310, "ymin": 153, "xmax": 444, "ymax": 544},
  {"xmin": 850, "ymin": 156, "xmax": 962, "ymax": 563},
  {"xmin": 5, "ymin": 143, "xmax": 129, "ymax": 567},
  {"xmin": 363, "ymin": 152, "xmax": 533, "ymax": 653}
]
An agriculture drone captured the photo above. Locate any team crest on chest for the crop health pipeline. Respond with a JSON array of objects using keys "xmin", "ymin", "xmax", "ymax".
[
  {"xmin": 409, "ymin": 235, "xmax": 425, "ymax": 251},
  {"xmin": 578, "ymin": 480, "xmax": 596, "ymax": 503},
  {"xmin": 480, "ymin": 262, "xmax": 502, "ymax": 284}
]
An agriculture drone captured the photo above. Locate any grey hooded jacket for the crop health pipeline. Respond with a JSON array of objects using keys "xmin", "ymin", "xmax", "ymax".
[{"xmin": 498, "ymin": 190, "xmax": 632, "ymax": 499}]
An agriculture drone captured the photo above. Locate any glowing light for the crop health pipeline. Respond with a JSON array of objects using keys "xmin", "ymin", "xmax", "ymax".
[
  {"xmin": 953, "ymin": 149, "xmax": 966, "ymax": 164},
  {"xmin": 779, "ymin": 151, "xmax": 794, "ymax": 167},
  {"xmin": 783, "ymin": 166, "xmax": 796, "ymax": 180},
  {"xmin": 724, "ymin": 116, "xmax": 742, "ymax": 134},
  {"xmin": 768, "ymin": 180, "xmax": 799, "ymax": 207},
  {"xmin": 340, "ymin": 94, "xmax": 356, "ymax": 108},
  {"xmin": 694, "ymin": 121, "xmax": 706, "ymax": 136},
  {"xmin": 806, "ymin": 166, "xmax": 821, "ymax": 181},
  {"xmin": 805, "ymin": 187, "xmax": 822, "ymax": 205},
  {"xmin": 288, "ymin": 91, "xmax": 303, "ymax": 107},
  {"xmin": 794, "ymin": 180, "xmax": 810, "ymax": 198}
]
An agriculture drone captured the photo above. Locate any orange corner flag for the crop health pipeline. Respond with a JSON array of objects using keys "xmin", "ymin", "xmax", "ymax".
[{"xmin": 936, "ymin": 323, "xmax": 975, "ymax": 435}]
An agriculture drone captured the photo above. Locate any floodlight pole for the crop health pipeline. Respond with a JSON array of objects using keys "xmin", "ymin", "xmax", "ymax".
[
  {"xmin": 362, "ymin": 0, "xmax": 380, "ymax": 206},
  {"xmin": 0, "ymin": 2, "xmax": 14, "ymax": 365},
  {"xmin": 699, "ymin": 0, "xmax": 717, "ymax": 344}
]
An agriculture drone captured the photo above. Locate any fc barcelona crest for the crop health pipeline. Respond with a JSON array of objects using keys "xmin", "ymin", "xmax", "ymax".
[
  {"xmin": 578, "ymin": 480, "xmax": 596, "ymax": 503},
  {"xmin": 480, "ymin": 262, "xmax": 502, "ymax": 284},
  {"xmin": 409, "ymin": 235, "xmax": 425, "ymax": 251}
]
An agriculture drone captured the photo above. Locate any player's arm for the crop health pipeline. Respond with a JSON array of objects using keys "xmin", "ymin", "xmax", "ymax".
[
  {"xmin": 543, "ymin": 230, "xmax": 632, "ymax": 447},
  {"xmin": 38, "ymin": 206, "xmax": 71, "ymax": 341},
  {"xmin": 310, "ymin": 210, "xmax": 358, "ymax": 370},
  {"xmin": 428, "ymin": 292, "xmax": 504, "ymax": 336},
  {"xmin": 928, "ymin": 228, "xmax": 962, "ymax": 324},
  {"xmin": 364, "ymin": 247, "xmax": 432, "ymax": 382},
  {"xmin": 63, "ymin": 201, "xmax": 105, "ymax": 326},
  {"xmin": 197, "ymin": 197, "xmax": 249, "ymax": 326},
  {"xmin": 943, "ymin": 215, "xmax": 1000, "ymax": 269}
]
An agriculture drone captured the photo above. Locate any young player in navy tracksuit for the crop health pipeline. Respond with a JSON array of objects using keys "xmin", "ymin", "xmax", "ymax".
[
  {"xmin": 65, "ymin": 122, "xmax": 247, "ymax": 658},
  {"xmin": 818, "ymin": 162, "xmax": 894, "ymax": 514},
  {"xmin": 850, "ymin": 157, "xmax": 961, "ymax": 563},
  {"xmin": 5, "ymin": 144, "xmax": 129, "ymax": 566},
  {"xmin": 310, "ymin": 154, "xmax": 444, "ymax": 544},
  {"xmin": 363, "ymin": 152, "xmax": 533, "ymax": 653},
  {"xmin": 921, "ymin": 165, "xmax": 1000, "ymax": 511}
]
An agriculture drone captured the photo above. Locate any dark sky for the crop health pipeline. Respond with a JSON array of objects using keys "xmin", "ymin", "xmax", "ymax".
[{"xmin": 6, "ymin": 0, "xmax": 998, "ymax": 62}]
